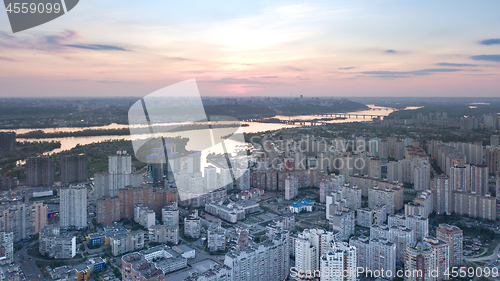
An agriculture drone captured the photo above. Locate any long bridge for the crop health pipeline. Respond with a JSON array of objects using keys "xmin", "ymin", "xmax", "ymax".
[{"xmin": 312, "ymin": 113, "xmax": 386, "ymax": 119}]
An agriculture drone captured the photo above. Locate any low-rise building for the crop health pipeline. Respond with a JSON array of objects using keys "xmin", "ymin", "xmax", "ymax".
[
  {"xmin": 110, "ymin": 230, "xmax": 145, "ymax": 256},
  {"xmin": 149, "ymin": 225, "xmax": 179, "ymax": 245},
  {"xmin": 122, "ymin": 246, "xmax": 188, "ymax": 281},
  {"xmin": 205, "ymin": 201, "xmax": 259, "ymax": 223},
  {"xmin": 39, "ymin": 226, "xmax": 76, "ymax": 259},
  {"xmin": 289, "ymin": 199, "xmax": 313, "ymax": 213}
]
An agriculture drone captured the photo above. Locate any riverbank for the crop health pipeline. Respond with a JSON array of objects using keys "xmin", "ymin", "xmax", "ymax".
[{"xmin": 17, "ymin": 123, "xmax": 247, "ymax": 139}]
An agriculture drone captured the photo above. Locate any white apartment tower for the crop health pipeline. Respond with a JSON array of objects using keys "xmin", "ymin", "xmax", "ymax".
[
  {"xmin": 60, "ymin": 186, "xmax": 87, "ymax": 229},
  {"xmin": 320, "ymin": 241, "xmax": 357, "ymax": 281},
  {"xmin": 295, "ymin": 229, "xmax": 339, "ymax": 279}
]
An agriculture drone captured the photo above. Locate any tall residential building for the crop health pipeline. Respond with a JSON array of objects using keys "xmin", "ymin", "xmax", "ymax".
[
  {"xmin": 61, "ymin": 154, "xmax": 87, "ymax": 183},
  {"xmin": 0, "ymin": 232, "xmax": 13, "ymax": 264},
  {"xmin": 433, "ymin": 175, "xmax": 452, "ymax": 215},
  {"xmin": 184, "ymin": 211, "xmax": 201, "ymax": 239},
  {"xmin": 96, "ymin": 196, "xmax": 121, "ymax": 224},
  {"xmin": 369, "ymin": 238, "xmax": 396, "ymax": 276},
  {"xmin": 207, "ymin": 220, "xmax": 226, "ymax": 252},
  {"xmin": 469, "ymin": 164, "xmax": 489, "ymax": 195},
  {"xmin": 134, "ymin": 204, "xmax": 155, "ymax": 229},
  {"xmin": 95, "ymin": 151, "xmax": 144, "ymax": 198},
  {"xmin": 450, "ymin": 165, "xmax": 467, "ymax": 192},
  {"xmin": 236, "ymin": 226, "xmax": 250, "ymax": 249},
  {"xmin": 349, "ymin": 236, "xmax": 370, "ymax": 269},
  {"xmin": 285, "ymin": 175, "xmax": 299, "ymax": 200},
  {"xmin": 370, "ymin": 225, "xmax": 415, "ymax": 262},
  {"xmin": 485, "ymin": 146, "xmax": 500, "ymax": 174},
  {"xmin": 0, "ymin": 132, "xmax": 16, "ymax": 154},
  {"xmin": 162, "ymin": 201, "xmax": 179, "ymax": 227},
  {"xmin": 0, "ymin": 204, "xmax": 32, "ymax": 242},
  {"xmin": 436, "ymin": 224, "xmax": 463, "ymax": 267},
  {"xmin": 452, "ymin": 191, "xmax": 496, "ymax": 220},
  {"xmin": 60, "ymin": 186, "xmax": 88, "ymax": 229},
  {"xmin": 356, "ymin": 205, "xmax": 387, "ymax": 228},
  {"xmin": 26, "ymin": 156, "xmax": 54, "ymax": 187},
  {"xmin": 204, "ymin": 165, "xmax": 217, "ymax": 192},
  {"xmin": 404, "ymin": 241, "xmax": 436, "ymax": 281},
  {"xmin": 329, "ymin": 209, "xmax": 355, "ymax": 241},
  {"xmin": 414, "ymin": 164, "xmax": 431, "ymax": 191},
  {"xmin": 423, "ymin": 237, "xmax": 450, "ymax": 281},
  {"xmin": 295, "ymin": 228, "xmax": 339, "ymax": 278},
  {"xmin": 116, "ymin": 185, "xmax": 178, "ymax": 218},
  {"xmin": 496, "ymin": 172, "xmax": 500, "ymax": 201},
  {"xmin": 491, "ymin": 135, "xmax": 500, "ymax": 147},
  {"xmin": 32, "ymin": 202, "xmax": 47, "ymax": 234},
  {"xmin": 224, "ymin": 230, "xmax": 289, "ymax": 281},
  {"xmin": 236, "ymin": 168, "xmax": 250, "ymax": 190},
  {"xmin": 320, "ymin": 241, "xmax": 357, "ymax": 281},
  {"xmin": 388, "ymin": 214, "xmax": 429, "ymax": 240},
  {"xmin": 219, "ymin": 168, "xmax": 234, "ymax": 189},
  {"xmin": 369, "ymin": 157, "xmax": 382, "ymax": 179}
]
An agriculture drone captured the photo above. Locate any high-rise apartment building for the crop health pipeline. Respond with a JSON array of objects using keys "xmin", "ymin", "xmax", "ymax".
[
  {"xmin": 224, "ymin": 230, "xmax": 289, "ymax": 281},
  {"xmin": 0, "ymin": 132, "xmax": 16, "ymax": 154},
  {"xmin": 450, "ymin": 165, "xmax": 467, "ymax": 192},
  {"xmin": 320, "ymin": 241, "xmax": 357, "ymax": 281},
  {"xmin": 26, "ymin": 156, "xmax": 54, "ymax": 187},
  {"xmin": 436, "ymin": 224, "xmax": 463, "ymax": 268},
  {"xmin": 285, "ymin": 175, "xmax": 299, "ymax": 200},
  {"xmin": 433, "ymin": 175, "xmax": 452, "ymax": 215},
  {"xmin": 207, "ymin": 220, "xmax": 226, "ymax": 252},
  {"xmin": 469, "ymin": 164, "xmax": 488, "ymax": 195},
  {"xmin": 161, "ymin": 201, "xmax": 179, "ymax": 227},
  {"xmin": 423, "ymin": 237, "xmax": 450, "ymax": 281},
  {"xmin": 60, "ymin": 186, "xmax": 87, "ymax": 229},
  {"xmin": 61, "ymin": 154, "xmax": 87, "ymax": 183},
  {"xmin": 485, "ymin": 146, "xmax": 500, "ymax": 174},
  {"xmin": 116, "ymin": 185, "xmax": 177, "ymax": 218},
  {"xmin": 369, "ymin": 238, "xmax": 396, "ymax": 276},
  {"xmin": 133, "ymin": 204, "xmax": 155, "ymax": 229},
  {"xmin": 32, "ymin": 202, "xmax": 47, "ymax": 234},
  {"xmin": 388, "ymin": 214, "xmax": 429, "ymax": 240},
  {"xmin": 404, "ymin": 241, "xmax": 436, "ymax": 281},
  {"xmin": 295, "ymin": 228, "xmax": 339, "ymax": 278},
  {"xmin": 0, "ymin": 204, "xmax": 32, "ymax": 242},
  {"xmin": 96, "ymin": 196, "xmax": 121, "ymax": 224},
  {"xmin": 94, "ymin": 151, "xmax": 144, "ymax": 198},
  {"xmin": 414, "ymin": 164, "xmax": 431, "ymax": 191},
  {"xmin": 204, "ymin": 165, "xmax": 217, "ymax": 192},
  {"xmin": 0, "ymin": 231, "xmax": 13, "ymax": 264},
  {"xmin": 184, "ymin": 211, "xmax": 201, "ymax": 239}
]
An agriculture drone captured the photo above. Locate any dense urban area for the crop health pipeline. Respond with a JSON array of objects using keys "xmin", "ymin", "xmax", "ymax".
[{"xmin": 1, "ymin": 97, "xmax": 500, "ymax": 281}]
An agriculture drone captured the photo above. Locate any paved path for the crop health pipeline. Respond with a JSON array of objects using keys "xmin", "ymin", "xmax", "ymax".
[{"xmin": 465, "ymin": 240, "xmax": 500, "ymax": 262}]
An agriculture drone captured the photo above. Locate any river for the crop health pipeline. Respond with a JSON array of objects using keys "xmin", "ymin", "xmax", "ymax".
[{"xmin": 3, "ymin": 104, "xmax": 397, "ymax": 156}]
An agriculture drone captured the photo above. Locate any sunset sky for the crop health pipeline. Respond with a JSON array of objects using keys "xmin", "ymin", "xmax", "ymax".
[{"xmin": 1, "ymin": 0, "xmax": 500, "ymax": 97}]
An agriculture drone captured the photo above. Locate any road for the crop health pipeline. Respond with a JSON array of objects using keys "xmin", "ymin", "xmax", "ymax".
[
  {"xmin": 15, "ymin": 242, "xmax": 44, "ymax": 281},
  {"xmin": 465, "ymin": 239, "xmax": 500, "ymax": 262}
]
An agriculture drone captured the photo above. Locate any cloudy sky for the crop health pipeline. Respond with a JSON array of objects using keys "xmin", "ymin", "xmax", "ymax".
[{"xmin": 1, "ymin": 0, "xmax": 500, "ymax": 97}]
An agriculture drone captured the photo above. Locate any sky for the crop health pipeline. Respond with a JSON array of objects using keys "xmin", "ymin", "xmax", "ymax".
[{"xmin": 1, "ymin": 0, "xmax": 500, "ymax": 97}]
